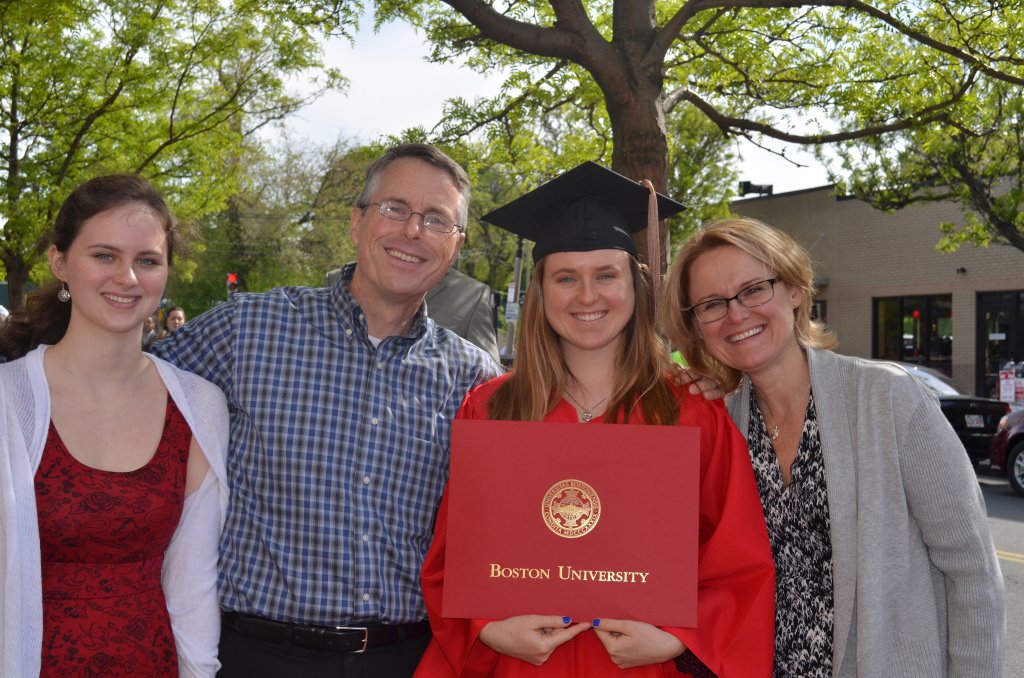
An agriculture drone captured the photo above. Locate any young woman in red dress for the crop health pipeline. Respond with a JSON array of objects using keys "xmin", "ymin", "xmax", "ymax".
[
  {"xmin": 414, "ymin": 163, "xmax": 775, "ymax": 677},
  {"xmin": 0, "ymin": 175, "xmax": 229, "ymax": 677}
]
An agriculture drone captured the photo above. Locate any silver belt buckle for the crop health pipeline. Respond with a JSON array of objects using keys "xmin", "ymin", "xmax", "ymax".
[{"xmin": 335, "ymin": 626, "xmax": 369, "ymax": 653}]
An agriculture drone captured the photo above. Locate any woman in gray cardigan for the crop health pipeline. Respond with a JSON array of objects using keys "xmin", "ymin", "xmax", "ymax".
[{"xmin": 663, "ymin": 216, "xmax": 1004, "ymax": 677}]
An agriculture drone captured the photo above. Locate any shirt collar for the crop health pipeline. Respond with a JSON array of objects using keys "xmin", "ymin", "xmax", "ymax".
[{"xmin": 329, "ymin": 262, "xmax": 430, "ymax": 344}]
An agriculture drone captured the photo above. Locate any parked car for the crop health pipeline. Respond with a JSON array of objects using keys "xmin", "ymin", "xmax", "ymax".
[
  {"xmin": 990, "ymin": 406, "xmax": 1024, "ymax": 497},
  {"xmin": 887, "ymin": 361, "xmax": 1010, "ymax": 466}
]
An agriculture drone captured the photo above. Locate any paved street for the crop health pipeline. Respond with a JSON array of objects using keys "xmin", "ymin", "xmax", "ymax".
[{"xmin": 978, "ymin": 471, "xmax": 1023, "ymax": 676}]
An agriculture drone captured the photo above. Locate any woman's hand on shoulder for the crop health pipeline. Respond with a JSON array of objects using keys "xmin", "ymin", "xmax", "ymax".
[
  {"xmin": 592, "ymin": 618, "xmax": 685, "ymax": 669},
  {"xmin": 669, "ymin": 363, "xmax": 725, "ymax": 400},
  {"xmin": 478, "ymin": 615, "xmax": 591, "ymax": 666}
]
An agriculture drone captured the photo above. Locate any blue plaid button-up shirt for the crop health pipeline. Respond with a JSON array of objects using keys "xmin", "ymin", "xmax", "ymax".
[{"xmin": 151, "ymin": 264, "xmax": 501, "ymax": 624}]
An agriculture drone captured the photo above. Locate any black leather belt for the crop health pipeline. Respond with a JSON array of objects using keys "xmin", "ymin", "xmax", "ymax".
[{"xmin": 222, "ymin": 612, "xmax": 430, "ymax": 653}]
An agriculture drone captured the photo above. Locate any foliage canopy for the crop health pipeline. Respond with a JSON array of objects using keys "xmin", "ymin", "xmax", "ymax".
[
  {"xmin": 361, "ymin": 0, "xmax": 1024, "ymax": 259},
  {"xmin": 0, "ymin": 0, "xmax": 345, "ymax": 307}
]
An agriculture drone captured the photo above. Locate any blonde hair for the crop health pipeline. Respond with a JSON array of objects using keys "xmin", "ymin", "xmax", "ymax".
[
  {"xmin": 488, "ymin": 255, "xmax": 679, "ymax": 425},
  {"xmin": 663, "ymin": 217, "xmax": 837, "ymax": 393}
]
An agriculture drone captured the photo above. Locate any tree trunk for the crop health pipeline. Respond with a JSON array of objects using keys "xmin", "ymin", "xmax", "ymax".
[
  {"xmin": 1, "ymin": 252, "xmax": 31, "ymax": 310},
  {"xmin": 604, "ymin": 77, "xmax": 670, "ymax": 275}
]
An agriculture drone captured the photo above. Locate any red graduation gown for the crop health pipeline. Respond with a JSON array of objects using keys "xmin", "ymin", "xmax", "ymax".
[{"xmin": 415, "ymin": 375, "xmax": 775, "ymax": 678}]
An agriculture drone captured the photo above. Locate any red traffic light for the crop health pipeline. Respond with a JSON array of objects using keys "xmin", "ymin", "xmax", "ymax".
[{"xmin": 227, "ymin": 273, "xmax": 237, "ymax": 284}]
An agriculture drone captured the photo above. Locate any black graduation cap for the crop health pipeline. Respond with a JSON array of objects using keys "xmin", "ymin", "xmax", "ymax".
[{"xmin": 482, "ymin": 161, "xmax": 685, "ymax": 263}]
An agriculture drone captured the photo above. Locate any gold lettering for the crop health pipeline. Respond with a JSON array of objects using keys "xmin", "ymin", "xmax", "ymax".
[
  {"xmin": 488, "ymin": 564, "xmax": 552, "ymax": 579},
  {"xmin": 553, "ymin": 565, "xmax": 650, "ymax": 583}
]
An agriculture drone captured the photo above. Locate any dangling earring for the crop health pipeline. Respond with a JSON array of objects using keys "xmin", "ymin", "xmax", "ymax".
[{"xmin": 57, "ymin": 281, "xmax": 71, "ymax": 303}]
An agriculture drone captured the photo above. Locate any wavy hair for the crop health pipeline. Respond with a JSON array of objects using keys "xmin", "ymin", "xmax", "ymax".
[{"xmin": 663, "ymin": 216, "xmax": 837, "ymax": 393}]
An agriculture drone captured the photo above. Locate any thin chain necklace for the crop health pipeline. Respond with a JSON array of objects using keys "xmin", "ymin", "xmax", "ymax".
[
  {"xmin": 760, "ymin": 387, "xmax": 811, "ymax": 441},
  {"xmin": 563, "ymin": 390, "xmax": 610, "ymax": 423}
]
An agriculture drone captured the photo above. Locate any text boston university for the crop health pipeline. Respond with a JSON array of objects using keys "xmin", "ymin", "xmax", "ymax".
[{"xmin": 489, "ymin": 564, "xmax": 650, "ymax": 583}]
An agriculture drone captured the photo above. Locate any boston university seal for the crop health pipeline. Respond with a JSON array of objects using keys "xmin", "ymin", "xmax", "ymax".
[{"xmin": 542, "ymin": 479, "xmax": 601, "ymax": 538}]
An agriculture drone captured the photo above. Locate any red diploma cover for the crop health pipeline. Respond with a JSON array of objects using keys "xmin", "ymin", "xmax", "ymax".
[{"xmin": 442, "ymin": 419, "xmax": 699, "ymax": 628}]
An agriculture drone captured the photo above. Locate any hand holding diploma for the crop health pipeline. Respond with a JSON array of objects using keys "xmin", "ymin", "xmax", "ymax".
[
  {"xmin": 592, "ymin": 618, "xmax": 686, "ymax": 669},
  {"xmin": 479, "ymin": 616, "xmax": 592, "ymax": 666}
]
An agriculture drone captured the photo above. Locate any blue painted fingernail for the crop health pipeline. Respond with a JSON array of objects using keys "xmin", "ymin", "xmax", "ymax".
[
  {"xmin": 562, "ymin": 616, "xmax": 571, "ymax": 624},
  {"xmin": 592, "ymin": 618, "xmax": 601, "ymax": 627}
]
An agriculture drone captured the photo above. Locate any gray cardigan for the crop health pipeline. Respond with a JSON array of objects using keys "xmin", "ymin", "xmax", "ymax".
[{"xmin": 728, "ymin": 348, "xmax": 1005, "ymax": 677}]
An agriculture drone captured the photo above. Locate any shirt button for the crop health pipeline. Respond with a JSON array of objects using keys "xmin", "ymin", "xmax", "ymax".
[
  {"xmin": 370, "ymin": 417, "xmax": 379, "ymax": 425},
  {"xmin": 362, "ymin": 534, "xmax": 370, "ymax": 542},
  {"xmin": 362, "ymin": 476, "xmax": 371, "ymax": 485},
  {"xmin": 345, "ymin": 328, "xmax": 353, "ymax": 337},
  {"xmin": 362, "ymin": 593, "xmax": 371, "ymax": 602},
  {"xmin": 376, "ymin": 361, "xmax": 384, "ymax": 369}
]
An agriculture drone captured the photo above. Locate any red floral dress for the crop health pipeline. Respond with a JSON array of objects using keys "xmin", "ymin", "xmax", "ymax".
[{"xmin": 34, "ymin": 396, "xmax": 191, "ymax": 677}]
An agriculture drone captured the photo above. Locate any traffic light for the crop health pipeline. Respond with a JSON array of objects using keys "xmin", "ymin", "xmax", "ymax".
[{"xmin": 226, "ymin": 272, "xmax": 238, "ymax": 298}]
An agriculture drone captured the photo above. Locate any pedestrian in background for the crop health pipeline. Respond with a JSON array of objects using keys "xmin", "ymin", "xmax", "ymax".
[
  {"xmin": 163, "ymin": 305, "xmax": 186, "ymax": 335},
  {"xmin": 142, "ymin": 312, "xmax": 160, "ymax": 346}
]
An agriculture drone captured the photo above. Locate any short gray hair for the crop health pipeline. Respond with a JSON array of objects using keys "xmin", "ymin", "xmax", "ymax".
[{"xmin": 355, "ymin": 143, "xmax": 470, "ymax": 232}]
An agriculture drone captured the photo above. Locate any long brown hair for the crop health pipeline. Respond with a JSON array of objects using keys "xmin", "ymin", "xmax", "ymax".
[
  {"xmin": 488, "ymin": 254, "xmax": 679, "ymax": 425},
  {"xmin": 663, "ymin": 216, "xmax": 837, "ymax": 393},
  {"xmin": 0, "ymin": 174, "xmax": 180, "ymax": 361}
]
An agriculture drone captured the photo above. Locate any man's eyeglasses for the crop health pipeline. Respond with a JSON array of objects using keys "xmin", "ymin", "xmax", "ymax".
[
  {"xmin": 365, "ymin": 201, "xmax": 459, "ymax": 234},
  {"xmin": 685, "ymin": 278, "xmax": 779, "ymax": 324}
]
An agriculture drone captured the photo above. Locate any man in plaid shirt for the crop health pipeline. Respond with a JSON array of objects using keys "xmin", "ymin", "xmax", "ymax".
[{"xmin": 152, "ymin": 144, "xmax": 502, "ymax": 677}]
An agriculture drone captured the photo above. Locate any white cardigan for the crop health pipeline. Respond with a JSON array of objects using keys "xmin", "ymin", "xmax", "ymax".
[{"xmin": 0, "ymin": 345, "xmax": 230, "ymax": 677}]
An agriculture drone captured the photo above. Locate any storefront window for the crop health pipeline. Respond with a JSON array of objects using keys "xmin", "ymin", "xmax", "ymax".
[
  {"xmin": 873, "ymin": 295, "xmax": 953, "ymax": 375},
  {"xmin": 977, "ymin": 290, "xmax": 1024, "ymax": 397}
]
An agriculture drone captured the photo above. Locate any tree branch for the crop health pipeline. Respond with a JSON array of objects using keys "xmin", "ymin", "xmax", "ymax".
[
  {"xmin": 430, "ymin": 60, "xmax": 570, "ymax": 143},
  {"xmin": 440, "ymin": 0, "xmax": 586, "ymax": 60},
  {"xmin": 671, "ymin": 0, "xmax": 1024, "ymax": 87},
  {"xmin": 676, "ymin": 71, "xmax": 976, "ymax": 143}
]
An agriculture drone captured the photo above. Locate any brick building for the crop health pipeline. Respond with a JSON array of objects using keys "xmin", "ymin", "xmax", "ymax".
[{"xmin": 730, "ymin": 186, "xmax": 1024, "ymax": 397}]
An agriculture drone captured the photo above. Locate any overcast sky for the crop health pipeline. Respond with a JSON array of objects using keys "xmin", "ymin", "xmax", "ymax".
[{"xmin": 276, "ymin": 16, "xmax": 832, "ymax": 196}]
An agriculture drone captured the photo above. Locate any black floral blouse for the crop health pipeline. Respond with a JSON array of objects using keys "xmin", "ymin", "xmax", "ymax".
[{"xmin": 749, "ymin": 391, "xmax": 834, "ymax": 678}]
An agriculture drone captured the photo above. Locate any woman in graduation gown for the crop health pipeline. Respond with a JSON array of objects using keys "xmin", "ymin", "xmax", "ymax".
[{"xmin": 415, "ymin": 163, "xmax": 775, "ymax": 678}]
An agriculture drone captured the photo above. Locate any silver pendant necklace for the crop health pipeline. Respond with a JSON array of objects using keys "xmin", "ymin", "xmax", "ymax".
[
  {"xmin": 760, "ymin": 387, "xmax": 811, "ymax": 442},
  {"xmin": 563, "ymin": 390, "xmax": 610, "ymax": 423}
]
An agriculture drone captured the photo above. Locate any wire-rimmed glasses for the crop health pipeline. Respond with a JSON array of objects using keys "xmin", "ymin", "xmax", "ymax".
[
  {"xmin": 685, "ymin": 278, "xmax": 779, "ymax": 323},
  {"xmin": 365, "ymin": 201, "xmax": 459, "ymax": 234}
]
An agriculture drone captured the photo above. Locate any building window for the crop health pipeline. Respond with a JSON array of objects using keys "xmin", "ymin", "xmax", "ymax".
[
  {"xmin": 976, "ymin": 290, "xmax": 1024, "ymax": 397},
  {"xmin": 811, "ymin": 299, "xmax": 827, "ymax": 324},
  {"xmin": 873, "ymin": 295, "xmax": 953, "ymax": 375}
]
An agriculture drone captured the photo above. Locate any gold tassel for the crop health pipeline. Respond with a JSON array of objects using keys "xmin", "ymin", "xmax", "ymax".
[{"xmin": 639, "ymin": 179, "xmax": 660, "ymax": 323}]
